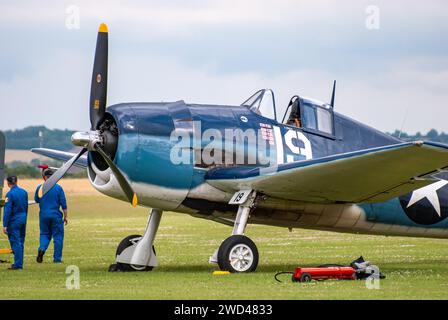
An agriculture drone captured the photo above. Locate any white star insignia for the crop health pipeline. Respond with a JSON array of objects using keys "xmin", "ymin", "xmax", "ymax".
[{"xmin": 407, "ymin": 180, "xmax": 448, "ymax": 217}]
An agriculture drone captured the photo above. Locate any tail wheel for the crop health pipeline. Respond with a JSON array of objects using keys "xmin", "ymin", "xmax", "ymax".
[
  {"xmin": 116, "ymin": 234, "xmax": 155, "ymax": 272},
  {"xmin": 217, "ymin": 235, "xmax": 259, "ymax": 273}
]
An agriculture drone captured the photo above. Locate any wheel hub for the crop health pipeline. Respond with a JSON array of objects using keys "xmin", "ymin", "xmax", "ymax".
[
  {"xmin": 71, "ymin": 130, "xmax": 103, "ymax": 151},
  {"xmin": 229, "ymin": 244, "xmax": 253, "ymax": 272}
]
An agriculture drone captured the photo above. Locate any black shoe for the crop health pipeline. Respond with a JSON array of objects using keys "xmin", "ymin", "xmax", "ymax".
[
  {"xmin": 36, "ymin": 250, "xmax": 45, "ymax": 263},
  {"xmin": 8, "ymin": 265, "xmax": 22, "ymax": 270}
]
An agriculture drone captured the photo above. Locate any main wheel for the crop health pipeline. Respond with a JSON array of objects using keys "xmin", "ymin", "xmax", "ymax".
[
  {"xmin": 115, "ymin": 234, "xmax": 155, "ymax": 272},
  {"xmin": 217, "ymin": 235, "xmax": 259, "ymax": 273}
]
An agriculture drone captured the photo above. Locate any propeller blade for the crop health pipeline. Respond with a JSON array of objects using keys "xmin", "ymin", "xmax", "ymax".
[
  {"xmin": 38, "ymin": 148, "xmax": 87, "ymax": 198},
  {"xmin": 94, "ymin": 144, "xmax": 138, "ymax": 207},
  {"xmin": 90, "ymin": 23, "xmax": 108, "ymax": 130}
]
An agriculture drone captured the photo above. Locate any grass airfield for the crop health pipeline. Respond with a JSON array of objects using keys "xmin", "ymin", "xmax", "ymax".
[{"xmin": 1, "ymin": 180, "xmax": 448, "ymax": 299}]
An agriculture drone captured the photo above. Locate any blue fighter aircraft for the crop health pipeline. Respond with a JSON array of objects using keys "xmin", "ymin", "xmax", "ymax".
[{"xmin": 33, "ymin": 23, "xmax": 448, "ymax": 273}]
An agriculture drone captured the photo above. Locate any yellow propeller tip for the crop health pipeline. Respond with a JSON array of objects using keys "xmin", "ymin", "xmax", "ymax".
[
  {"xmin": 99, "ymin": 23, "xmax": 108, "ymax": 33},
  {"xmin": 132, "ymin": 194, "xmax": 138, "ymax": 207}
]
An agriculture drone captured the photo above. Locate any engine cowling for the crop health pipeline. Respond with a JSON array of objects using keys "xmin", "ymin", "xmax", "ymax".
[{"xmin": 87, "ymin": 102, "xmax": 195, "ymax": 210}]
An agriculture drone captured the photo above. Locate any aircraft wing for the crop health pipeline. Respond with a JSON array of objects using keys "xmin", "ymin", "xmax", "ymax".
[
  {"xmin": 31, "ymin": 148, "xmax": 88, "ymax": 168},
  {"xmin": 205, "ymin": 141, "xmax": 448, "ymax": 204}
]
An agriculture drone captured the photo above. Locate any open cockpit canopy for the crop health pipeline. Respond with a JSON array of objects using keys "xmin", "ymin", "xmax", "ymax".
[
  {"xmin": 241, "ymin": 89, "xmax": 277, "ymax": 121},
  {"xmin": 241, "ymin": 89, "xmax": 335, "ymax": 136}
]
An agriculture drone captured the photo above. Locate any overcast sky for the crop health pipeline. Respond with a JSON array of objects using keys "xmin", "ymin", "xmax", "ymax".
[{"xmin": 0, "ymin": 0, "xmax": 447, "ymax": 134}]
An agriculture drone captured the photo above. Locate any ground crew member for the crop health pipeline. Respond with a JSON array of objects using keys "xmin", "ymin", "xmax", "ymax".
[
  {"xmin": 34, "ymin": 169, "xmax": 68, "ymax": 263},
  {"xmin": 2, "ymin": 176, "xmax": 28, "ymax": 270}
]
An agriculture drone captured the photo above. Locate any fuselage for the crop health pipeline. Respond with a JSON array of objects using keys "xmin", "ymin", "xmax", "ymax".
[{"xmin": 86, "ymin": 100, "xmax": 448, "ymax": 239}]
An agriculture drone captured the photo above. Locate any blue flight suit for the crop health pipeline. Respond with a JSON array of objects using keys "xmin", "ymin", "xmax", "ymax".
[
  {"xmin": 3, "ymin": 185, "xmax": 28, "ymax": 269},
  {"xmin": 34, "ymin": 184, "xmax": 67, "ymax": 263}
]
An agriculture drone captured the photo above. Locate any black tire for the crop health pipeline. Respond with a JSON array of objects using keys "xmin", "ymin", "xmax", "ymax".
[
  {"xmin": 115, "ymin": 234, "xmax": 155, "ymax": 272},
  {"xmin": 300, "ymin": 273, "xmax": 312, "ymax": 283},
  {"xmin": 217, "ymin": 235, "xmax": 259, "ymax": 273}
]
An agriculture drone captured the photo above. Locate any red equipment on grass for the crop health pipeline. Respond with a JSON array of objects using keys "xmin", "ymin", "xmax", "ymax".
[
  {"xmin": 274, "ymin": 256, "xmax": 385, "ymax": 283},
  {"xmin": 293, "ymin": 266, "xmax": 355, "ymax": 282}
]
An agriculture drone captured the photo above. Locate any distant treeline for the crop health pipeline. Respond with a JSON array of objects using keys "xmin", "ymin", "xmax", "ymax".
[
  {"xmin": 3, "ymin": 126, "xmax": 75, "ymax": 151},
  {"xmin": 3, "ymin": 164, "xmax": 86, "ymax": 179},
  {"xmin": 4, "ymin": 158, "xmax": 86, "ymax": 179},
  {"xmin": 2, "ymin": 126, "xmax": 448, "ymax": 151},
  {"xmin": 388, "ymin": 129, "xmax": 448, "ymax": 143}
]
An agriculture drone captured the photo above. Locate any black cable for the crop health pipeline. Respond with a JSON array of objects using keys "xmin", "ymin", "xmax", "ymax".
[{"xmin": 274, "ymin": 271, "xmax": 294, "ymax": 283}]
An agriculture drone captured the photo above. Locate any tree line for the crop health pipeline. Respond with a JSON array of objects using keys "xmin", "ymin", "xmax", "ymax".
[
  {"xmin": 3, "ymin": 126, "xmax": 75, "ymax": 151},
  {"xmin": 388, "ymin": 129, "xmax": 448, "ymax": 143}
]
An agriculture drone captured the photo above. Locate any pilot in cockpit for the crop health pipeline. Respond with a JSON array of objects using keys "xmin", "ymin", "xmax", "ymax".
[{"xmin": 286, "ymin": 97, "xmax": 301, "ymax": 128}]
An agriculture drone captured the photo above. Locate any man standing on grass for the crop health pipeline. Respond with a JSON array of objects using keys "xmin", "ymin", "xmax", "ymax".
[
  {"xmin": 3, "ymin": 175, "xmax": 28, "ymax": 270},
  {"xmin": 34, "ymin": 168, "xmax": 68, "ymax": 263}
]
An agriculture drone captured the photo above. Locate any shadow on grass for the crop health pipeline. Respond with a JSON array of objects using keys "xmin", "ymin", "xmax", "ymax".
[{"xmin": 95, "ymin": 258, "xmax": 448, "ymax": 275}]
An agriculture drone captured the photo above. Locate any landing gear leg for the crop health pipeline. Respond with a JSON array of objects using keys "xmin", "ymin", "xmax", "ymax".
[
  {"xmin": 210, "ymin": 190, "xmax": 259, "ymax": 273},
  {"xmin": 109, "ymin": 208, "xmax": 163, "ymax": 272}
]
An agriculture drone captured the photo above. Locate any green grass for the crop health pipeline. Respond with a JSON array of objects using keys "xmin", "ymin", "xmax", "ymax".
[{"xmin": 1, "ymin": 195, "xmax": 448, "ymax": 299}]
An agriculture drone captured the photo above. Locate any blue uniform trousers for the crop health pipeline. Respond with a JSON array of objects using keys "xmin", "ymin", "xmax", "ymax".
[
  {"xmin": 8, "ymin": 216, "xmax": 27, "ymax": 269},
  {"xmin": 39, "ymin": 214, "xmax": 64, "ymax": 263}
]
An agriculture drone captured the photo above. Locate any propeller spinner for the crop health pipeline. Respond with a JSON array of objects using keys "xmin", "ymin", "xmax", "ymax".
[{"xmin": 38, "ymin": 23, "xmax": 138, "ymax": 207}]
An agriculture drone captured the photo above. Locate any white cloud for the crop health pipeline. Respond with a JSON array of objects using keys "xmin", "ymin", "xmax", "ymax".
[
  {"xmin": 2, "ymin": 0, "xmax": 446, "ymax": 36},
  {"xmin": 2, "ymin": 45, "xmax": 444, "ymax": 134},
  {"xmin": 0, "ymin": 49, "xmax": 91, "ymax": 131},
  {"xmin": 0, "ymin": 0, "xmax": 447, "ymax": 135}
]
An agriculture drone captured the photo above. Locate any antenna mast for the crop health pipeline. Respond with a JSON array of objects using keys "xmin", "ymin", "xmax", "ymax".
[{"xmin": 330, "ymin": 80, "xmax": 336, "ymax": 108}]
